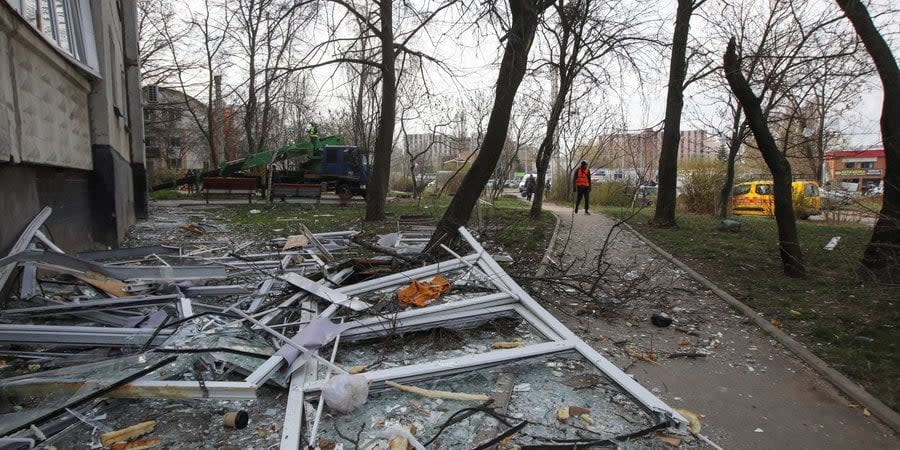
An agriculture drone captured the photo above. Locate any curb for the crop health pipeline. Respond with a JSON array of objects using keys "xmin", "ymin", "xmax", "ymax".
[{"xmin": 620, "ymin": 221, "xmax": 900, "ymax": 434}]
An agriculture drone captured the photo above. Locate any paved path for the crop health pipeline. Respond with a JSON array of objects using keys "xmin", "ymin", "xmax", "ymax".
[{"xmin": 537, "ymin": 202, "xmax": 896, "ymax": 449}]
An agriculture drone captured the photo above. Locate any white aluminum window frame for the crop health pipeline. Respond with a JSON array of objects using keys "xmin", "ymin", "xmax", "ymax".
[
  {"xmin": 274, "ymin": 227, "xmax": 687, "ymax": 448},
  {"xmin": 5, "ymin": 0, "xmax": 99, "ymax": 74}
]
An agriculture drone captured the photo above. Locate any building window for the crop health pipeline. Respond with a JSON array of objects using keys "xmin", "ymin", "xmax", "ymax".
[
  {"xmin": 6, "ymin": 0, "xmax": 99, "ymax": 71},
  {"xmin": 147, "ymin": 85, "xmax": 160, "ymax": 104},
  {"xmin": 860, "ymin": 161, "xmax": 875, "ymax": 169},
  {"xmin": 844, "ymin": 162, "xmax": 855, "ymax": 169},
  {"xmin": 166, "ymin": 148, "xmax": 181, "ymax": 168}
]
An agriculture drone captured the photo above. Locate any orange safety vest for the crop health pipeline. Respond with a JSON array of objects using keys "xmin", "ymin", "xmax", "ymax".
[{"xmin": 575, "ymin": 167, "xmax": 590, "ymax": 187}]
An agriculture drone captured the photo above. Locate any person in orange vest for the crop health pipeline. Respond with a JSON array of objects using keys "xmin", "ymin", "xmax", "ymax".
[{"xmin": 573, "ymin": 160, "xmax": 591, "ymax": 215}]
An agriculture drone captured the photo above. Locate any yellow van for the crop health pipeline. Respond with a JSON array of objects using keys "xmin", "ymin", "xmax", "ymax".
[{"xmin": 732, "ymin": 180, "xmax": 821, "ymax": 219}]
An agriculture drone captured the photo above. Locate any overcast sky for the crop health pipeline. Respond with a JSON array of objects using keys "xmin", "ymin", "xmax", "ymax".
[{"xmin": 171, "ymin": 0, "xmax": 896, "ymax": 149}]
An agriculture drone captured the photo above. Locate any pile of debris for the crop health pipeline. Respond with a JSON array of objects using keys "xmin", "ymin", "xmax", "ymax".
[{"xmin": 0, "ymin": 207, "xmax": 693, "ymax": 449}]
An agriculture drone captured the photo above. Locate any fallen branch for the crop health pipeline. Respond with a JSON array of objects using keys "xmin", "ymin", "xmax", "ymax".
[{"xmin": 350, "ymin": 235, "xmax": 418, "ymax": 264}]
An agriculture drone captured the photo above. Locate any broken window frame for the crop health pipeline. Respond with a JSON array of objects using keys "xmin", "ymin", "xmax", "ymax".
[{"xmin": 274, "ymin": 227, "xmax": 687, "ymax": 449}]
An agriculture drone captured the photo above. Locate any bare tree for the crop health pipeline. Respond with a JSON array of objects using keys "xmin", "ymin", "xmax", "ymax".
[
  {"xmin": 229, "ymin": 0, "xmax": 314, "ymax": 156},
  {"xmin": 490, "ymin": 90, "xmax": 542, "ymax": 200},
  {"xmin": 694, "ymin": 0, "xmax": 868, "ymax": 218},
  {"xmin": 140, "ymin": 0, "xmax": 234, "ymax": 168},
  {"xmin": 430, "ymin": 0, "xmax": 552, "ymax": 248},
  {"xmin": 186, "ymin": 0, "xmax": 233, "ymax": 166},
  {"xmin": 344, "ymin": 15, "xmax": 379, "ymax": 163},
  {"xmin": 396, "ymin": 89, "xmax": 454, "ymax": 199},
  {"xmin": 137, "ymin": 0, "xmax": 190, "ymax": 85},
  {"xmin": 529, "ymin": 0, "xmax": 655, "ymax": 220},
  {"xmin": 836, "ymin": 0, "xmax": 899, "ymax": 283},
  {"xmin": 724, "ymin": 38, "xmax": 805, "ymax": 277},
  {"xmin": 553, "ymin": 98, "xmax": 615, "ymax": 202},
  {"xmin": 653, "ymin": 0, "xmax": 707, "ymax": 227},
  {"xmin": 307, "ymin": 1, "xmax": 460, "ymax": 220}
]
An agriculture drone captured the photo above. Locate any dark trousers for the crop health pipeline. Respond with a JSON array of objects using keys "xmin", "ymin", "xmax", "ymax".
[{"xmin": 575, "ymin": 187, "xmax": 590, "ymax": 212}]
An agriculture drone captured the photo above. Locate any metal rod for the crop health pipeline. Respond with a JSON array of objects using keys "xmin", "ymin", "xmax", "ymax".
[
  {"xmin": 0, "ymin": 207, "xmax": 51, "ymax": 292},
  {"xmin": 458, "ymin": 226, "xmax": 685, "ymax": 427},
  {"xmin": 307, "ymin": 319, "xmax": 343, "ymax": 446},
  {"xmin": 303, "ymin": 341, "xmax": 575, "ymax": 394}
]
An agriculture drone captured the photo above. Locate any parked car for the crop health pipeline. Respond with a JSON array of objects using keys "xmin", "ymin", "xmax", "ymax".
[
  {"xmin": 821, "ymin": 187, "xmax": 852, "ymax": 209},
  {"xmin": 732, "ymin": 180, "xmax": 821, "ymax": 219},
  {"xmin": 518, "ymin": 173, "xmax": 551, "ymax": 193},
  {"xmin": 865, "ymin": 183, "xmax": 883, "ymax": 196}
]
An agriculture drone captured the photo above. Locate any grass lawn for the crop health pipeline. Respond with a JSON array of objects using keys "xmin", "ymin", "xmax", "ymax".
[
  {"xmin": 217, "ymin": 196, "xmax": 554, "ymax": 259},
  {"xmin": 599, "ymin": 206, "xmax": 898, "ymax": 412}
]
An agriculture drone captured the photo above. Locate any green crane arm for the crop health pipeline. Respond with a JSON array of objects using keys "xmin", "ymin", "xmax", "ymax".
[
  {"xmin": 236, "ymin": 135, "xmax": 344, "ymax": 170},
  {"xmin": 149, "ymin": 135, "xmax": 345, "ymax": 191}
]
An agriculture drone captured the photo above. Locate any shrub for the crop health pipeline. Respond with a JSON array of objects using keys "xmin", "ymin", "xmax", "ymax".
[
  {"xmin": 679, "ymin": 160, "xmax": 726, "ymax": 214},
  {"xmin": 590, "ymin": 181, "xmax": 635, "ymax": 207},
  {"xmin": 149, "ymin": 167, "xmax": 190, "ymax": 188},
  {"xmin": 547, "ymin": 174, "xmax": 573, "ymax": 203},
  {"xmin": 434, "ymin": 170, "xmax": 467, "ymax": 195},
  {"xmin": 390, "ymin": 173, "xmax": 415, "ymax": 193}
]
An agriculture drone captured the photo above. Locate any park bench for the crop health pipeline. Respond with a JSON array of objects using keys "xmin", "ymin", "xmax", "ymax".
[
  {"xmin": 202, "ymin": 177, "xmax": 258, "ymax": 204},
  {"xmin": 270, "ymin": 183, "xmax": 323, "ymax": 202}
]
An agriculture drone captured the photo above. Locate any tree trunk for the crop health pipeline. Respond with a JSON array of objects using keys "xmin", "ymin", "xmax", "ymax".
[
  {"xmin": 429, "ymin": 0, "xmax": 543, "ymax": 247},
  {"xmin": 530, "ymin": 78, "xmax": 569, "ymax": 220},
  {"xmin": 815, "ymin": 108, "xmax": 826, "ymax": 184},
  {"xmin": 717, "ymin": 108, "xmax": 743, "ymax": 218},
  {"xmin": 836, "ymin": 0, "xmax": 900, "ymax": 283},
  {"xmin": 724, "ymin": 38, "xmax": 805, "ymax": 278},
  {"xmin": 365, "ymin": 0, "xmax": 396, "ymax": 221},
  {"xmin": 652, "ymin": 0, "xmax": 693, "ymax": 227}
]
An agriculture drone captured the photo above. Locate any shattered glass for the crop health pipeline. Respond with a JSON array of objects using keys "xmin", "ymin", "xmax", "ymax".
[
  {"xmin": 312, "ymin": 352, "xmax": 662, "ymax": 449},
  {"xmin": 156, "ymin": 319, "xmax": 275, "ymax": 359},
  {"xmin": 335, "ymin": 317, "xmax": 546, "ymax": 371},
  {"xmin": 0, "ymin": 353, "xmax": 173, "ymax": 436}
]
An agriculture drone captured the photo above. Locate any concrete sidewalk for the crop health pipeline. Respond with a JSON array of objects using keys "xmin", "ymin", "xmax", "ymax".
[{"xmin": 537, "ymin": 202, "xmax": 896, "ymax": 449}]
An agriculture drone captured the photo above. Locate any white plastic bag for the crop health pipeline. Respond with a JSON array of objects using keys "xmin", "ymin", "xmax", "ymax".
[{"xmin": 322, "ymin": 374, "xmax": 369, "ymax": 414}]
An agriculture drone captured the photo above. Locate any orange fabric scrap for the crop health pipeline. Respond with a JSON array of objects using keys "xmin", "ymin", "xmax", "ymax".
[{"xmin": 397, "ymin": 275, "xmax": 451, "ymax": 307}]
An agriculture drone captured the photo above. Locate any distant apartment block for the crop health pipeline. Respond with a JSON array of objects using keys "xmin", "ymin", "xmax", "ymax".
[
  {"xmin": 583, "ymin": 129, "xmax": 719, "ymax": 182},
  {"xmin": 402, "ymin": 132, "xmax": 474, "ymax": 171},
  {"xmin": 142, "ymin": 86, "xmax": 210, "ymax": 174}
]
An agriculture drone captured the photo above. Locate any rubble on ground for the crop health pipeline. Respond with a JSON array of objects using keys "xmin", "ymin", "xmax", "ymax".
[{"xmin": 0, "ymin": 206, "xmax": 698, "ymax": 449}]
